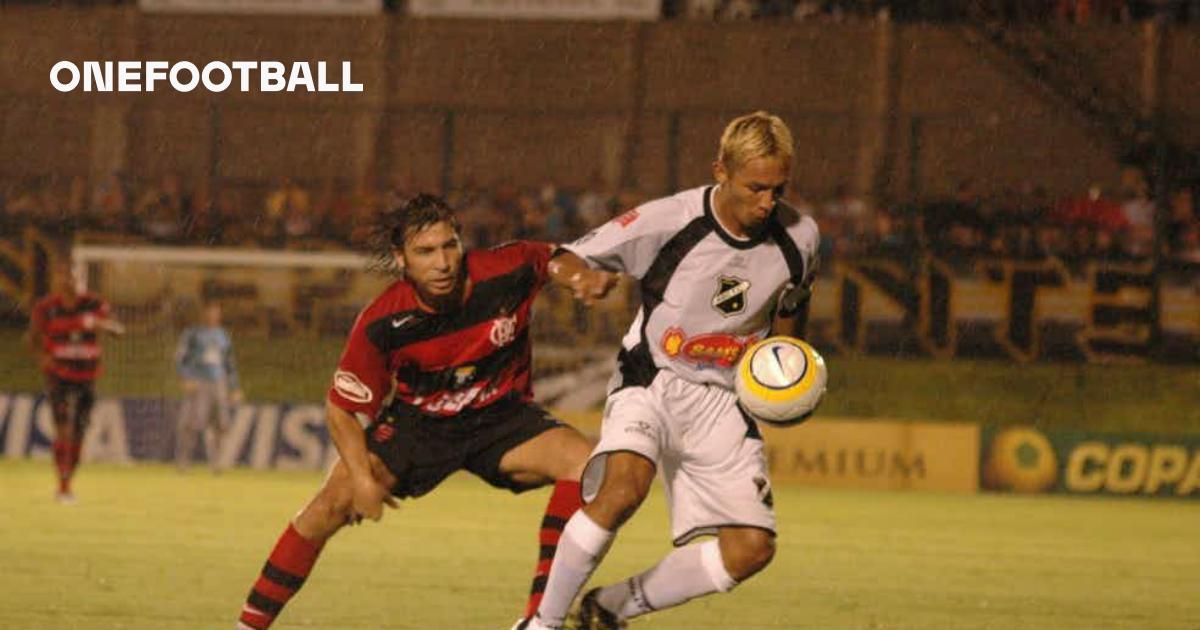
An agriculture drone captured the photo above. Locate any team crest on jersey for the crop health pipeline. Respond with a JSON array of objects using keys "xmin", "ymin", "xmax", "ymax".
[
  {"xmin": 712, "ymin": 275, "xmax": 751, "ymax": 316},
  {"xmin": 489, "ymin": 314, "xmax": 518, "ymax": 347},
  {"xmin": 660, "ymin": 327, "xmax": 758, "ymax": 369}
]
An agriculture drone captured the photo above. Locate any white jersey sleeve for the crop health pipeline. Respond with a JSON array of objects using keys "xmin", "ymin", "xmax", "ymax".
[{"xmin": 561, "ymin": 195, "xmax": 691, "ymax": 280}]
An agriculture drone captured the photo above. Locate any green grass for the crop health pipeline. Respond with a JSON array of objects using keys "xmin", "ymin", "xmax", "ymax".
[
  {"xmin": 0, "ymin": 459, "xmax": 1197, "ymax": 629},
  {"xmin": 2, "ymin": 328, "xmax": 1198, "ymax": 434}
]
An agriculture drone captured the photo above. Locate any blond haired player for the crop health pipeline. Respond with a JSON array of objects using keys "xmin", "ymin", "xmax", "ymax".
[{"xmin": 527, "ymin": 112, "xmax": 820, "ymax": 629}]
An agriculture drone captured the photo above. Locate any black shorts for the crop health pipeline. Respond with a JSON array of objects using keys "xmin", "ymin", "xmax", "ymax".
[
  {"xmin": 45, "ymin": 376, "xmax": 96, "ymax": 433},
  {"xmin": 365, "ymin": 395, "xmax": 564, "ymax": 499}
]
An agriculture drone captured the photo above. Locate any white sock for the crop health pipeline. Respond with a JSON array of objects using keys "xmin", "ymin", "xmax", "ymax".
[
  {"xmin": 594, "ymin": 539, "xmax": 737, "ymax": 620},
  {"xmin": 534, "ymin": 511, "xmax": 614, "ymax": 628}
]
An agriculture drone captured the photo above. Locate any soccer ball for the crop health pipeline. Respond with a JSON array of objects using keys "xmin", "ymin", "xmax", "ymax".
[{"xmin": 735, "ymin": 336, "xmax": 827, "ymax": 427}]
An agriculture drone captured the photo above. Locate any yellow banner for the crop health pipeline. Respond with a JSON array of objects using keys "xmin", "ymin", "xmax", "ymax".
[{"xmin": 761, "ymin": 418, "xmax": 980, "ymax": 493}]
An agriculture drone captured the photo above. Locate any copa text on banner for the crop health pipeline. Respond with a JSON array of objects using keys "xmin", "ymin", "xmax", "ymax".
[{"xmin": 982, "ymin": 425, "xmax": 1200, "ymax": 499}]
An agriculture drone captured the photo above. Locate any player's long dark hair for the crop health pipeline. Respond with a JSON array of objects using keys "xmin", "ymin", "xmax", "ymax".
[{"xmin": 368, "ymin": 193, "xmax": 461, "ymax": 274}]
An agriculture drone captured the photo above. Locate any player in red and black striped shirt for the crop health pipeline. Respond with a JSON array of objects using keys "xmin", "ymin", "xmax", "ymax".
[
  {"xmin": 29, "ymin": 263, "xmax": 125, "ymax": 503},
  {"xmin": 236, "ymin": 194, "xmax": 593, "ymax": 630}
]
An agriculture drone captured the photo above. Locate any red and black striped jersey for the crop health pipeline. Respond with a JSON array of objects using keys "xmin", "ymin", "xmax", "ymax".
[
  {"xmin": 328, "ymin": 241, "xmax": 553, "ymax": 419},
  {"xmin": 30, "ymin": 292, "xmax": 111, "ymax": 383}
]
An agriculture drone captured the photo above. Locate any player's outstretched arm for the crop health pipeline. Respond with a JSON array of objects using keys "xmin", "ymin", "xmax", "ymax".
[
  {"xmin": 324, "ymin": 401, "xmax": 395, "ymax": 522},
  {"xmin": 27, "ymin": 306, "xmax": 51, "ymax": 372},
  {"xmin": 97, "ymin": 317, "xmax": 126, "ymax": 337},
  {"xmin": 547, "ymin": 250, "xmax": 618, "ymax": 306}
]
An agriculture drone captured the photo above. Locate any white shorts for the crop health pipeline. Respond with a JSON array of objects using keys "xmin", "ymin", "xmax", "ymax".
[{"xmin": 581, "ymin": 370, "xmax": 776, "ymax": 546}]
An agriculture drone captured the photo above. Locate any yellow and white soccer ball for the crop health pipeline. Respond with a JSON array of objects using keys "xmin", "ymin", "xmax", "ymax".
[{"xmin": 735, "ymin": 336, "xmax": 827, "ymax": 427}]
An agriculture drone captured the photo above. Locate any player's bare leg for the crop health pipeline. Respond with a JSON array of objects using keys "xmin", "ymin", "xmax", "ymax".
[
  {"xmin": 237, "ymin": 455, "xmax": 397, "ymax": 630},
  {"xmin": 716, "ymin": 525, "xmax": 775, "ymax": 581},
  {"xmin": 576, "ymin": 525, "xmax": 772, "ymax": 628},
  {"xmin": 528, "ymin": 452, "xmax": 654, "ymax": 629},
  {"xmin": 496, "ymin": 426, "xmax": 592, "ymax": 623}
]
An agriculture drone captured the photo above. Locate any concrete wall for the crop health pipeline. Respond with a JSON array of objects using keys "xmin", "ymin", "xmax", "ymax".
[{"xmin": 2, "ymin": 8, "xmax": 1196, "ymax": 201}]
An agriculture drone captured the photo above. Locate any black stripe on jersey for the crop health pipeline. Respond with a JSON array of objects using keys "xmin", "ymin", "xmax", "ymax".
[
  {"xmin": 56, "ymin": 358, "xmax": 99, "ymax": 372},
  {"xmin": 46, "ymin": 297, "xmax": 104, "ymax": 319},
  {"xmin": 617, "ymin": 216, "xmax": 713, "ymax": 391},
  {"xmin": 365, "ymin": 264, "xmax": 536, "ymax": 351},
  {"xmin": 702, "ymin": 185, "xmax": 770, "ymax": 250},
  {"xmin": 49, "ymin": 332, "xmax": 98, "ymax": 343},
  {"xmin": 394, "ymin": 329, "xmax": 530, "ymax": 396},
  {"xmin": 767, "ymin": 217, "xmax": 806, "ymax": 283}
]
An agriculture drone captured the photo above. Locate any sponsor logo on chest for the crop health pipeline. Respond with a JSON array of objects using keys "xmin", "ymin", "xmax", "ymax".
[{"xmin": 661, "ymin": 327, "xmax": 759, "ymax": 369}]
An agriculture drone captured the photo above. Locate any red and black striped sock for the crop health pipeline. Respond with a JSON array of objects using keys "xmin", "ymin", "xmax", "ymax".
[
  {"xmin": 51, "ymin": 440, "xmax": 70, "ymax": 493},
  {"xmin": 238, "ymin": 522, "xmax": 324, "ymax": 630},
  {"xmin": 67, "ymin": 440, "xmax": 82, "ymax": 480},
  {"xmin": 523, "ymin": 479, "xmax": 584, "ymax": 620}
]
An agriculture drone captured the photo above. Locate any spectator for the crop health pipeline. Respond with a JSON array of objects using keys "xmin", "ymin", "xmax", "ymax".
[
  {"xmin": 1175, "ymin": 224, "xmax": 1200, "ymax": 263},
  {"xmin": 576, "ymin": 173, "xmax": 614, "ymax": 231},
  {"xmin": 688, "ymin": 0, "xmax": 721, "ymax": 19},
  {"xmin": 136, "ymin": 173, "xmax": 189, "ymax": 242},
  {"xmin": 1166, "ymin": 188, "xmax": 1196, "ymax": 255},
  {"xmin": 1053, "ymin": 186, "xmax": 1130, "ymax": 234},
  {"xmin": 92, "ymin": 172, "xmax": 130, "ymax": 227},
  {"xmin": 263, "ymin": 177, "xmax": 311, "ymax": 245},
  {"xmin": 793, "ymin": 0, "xmax": 822, "ymax": 20},
  {"xmin": 722, "ymin": 0, "xmax": 756, "ymax": 19}
]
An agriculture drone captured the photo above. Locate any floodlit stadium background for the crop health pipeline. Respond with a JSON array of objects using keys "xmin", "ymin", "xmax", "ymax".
[{"xmin": 1, "ymin": 2, "xmax": 1198, "ymax": 628}]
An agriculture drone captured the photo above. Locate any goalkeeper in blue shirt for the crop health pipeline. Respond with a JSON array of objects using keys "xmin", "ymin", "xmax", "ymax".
[{"xmin": 175, "ymin": 300, "xmax": 243, "ymax": 473}]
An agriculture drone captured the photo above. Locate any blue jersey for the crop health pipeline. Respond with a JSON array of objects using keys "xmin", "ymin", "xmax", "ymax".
[{"xmin": 176, "ymin": 326, "xmax": 239, "ymax": 389}]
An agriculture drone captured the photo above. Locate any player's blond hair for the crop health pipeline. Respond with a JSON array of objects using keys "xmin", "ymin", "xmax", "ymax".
[{"xmin": 717, "ymin": 111, "xmax": 794, "ymax": 173}]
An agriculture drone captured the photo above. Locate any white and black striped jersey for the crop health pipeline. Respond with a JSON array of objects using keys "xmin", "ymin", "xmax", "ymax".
[{"xmin": 562, "ymin": 185, "xmax": 820, "ymax": 392}]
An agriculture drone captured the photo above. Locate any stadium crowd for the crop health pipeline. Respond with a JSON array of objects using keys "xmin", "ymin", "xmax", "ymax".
[
  {"xmin": 675, "ymin": 0, "xmax": 1200, "ymax": 22},
  {"xmin": 1, "ymin": 170, "xmax": 1197, "ymax": 276},
  {"xmin": 8, "ymin": 0, "xmax": 1200, "ymax": 20}
]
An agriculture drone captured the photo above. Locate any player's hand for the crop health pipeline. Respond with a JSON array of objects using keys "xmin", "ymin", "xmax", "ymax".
[
  {"xmin": 98, "ymin": 318, "xmax": 126, "ymax": 337},
  {"xmin": 350, "ymin": 473, "xmax": 397, "ymax": 523},
  {"xmin": 182, "ymin": 380, "xmax": 199, "ymax": 394},
  {"xmin": 230, "ymin": 388, "xmax": 244, "ymax": 405},
  {"xmin": 568, "ymin": 269, "xmax": 618, "ymax": 306}
]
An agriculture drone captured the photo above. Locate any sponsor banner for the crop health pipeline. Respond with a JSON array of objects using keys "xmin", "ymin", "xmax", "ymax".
[
  {"xmin": 0, "ymin": 392, "xmax": 337, "ymax": 471},
  {"xmin": 408, "ymin": 0, "xmax": 659, "ymax": 20},
  {"xmin": 981, "ymin": 425, "xmax": 1200, "ymax": 499},
  {"xmin": 760, "ymin": 419, "xmax": 980, "ymax": 492},
  {"xmin": 139, "ymin": 0, "xmax": 382, "ymax": 14}
]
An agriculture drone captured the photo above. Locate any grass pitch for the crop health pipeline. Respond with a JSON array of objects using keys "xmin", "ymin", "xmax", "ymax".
[{"xmin": 0, "ymin": 459, "xmax": 1197, "ymax": 629}]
